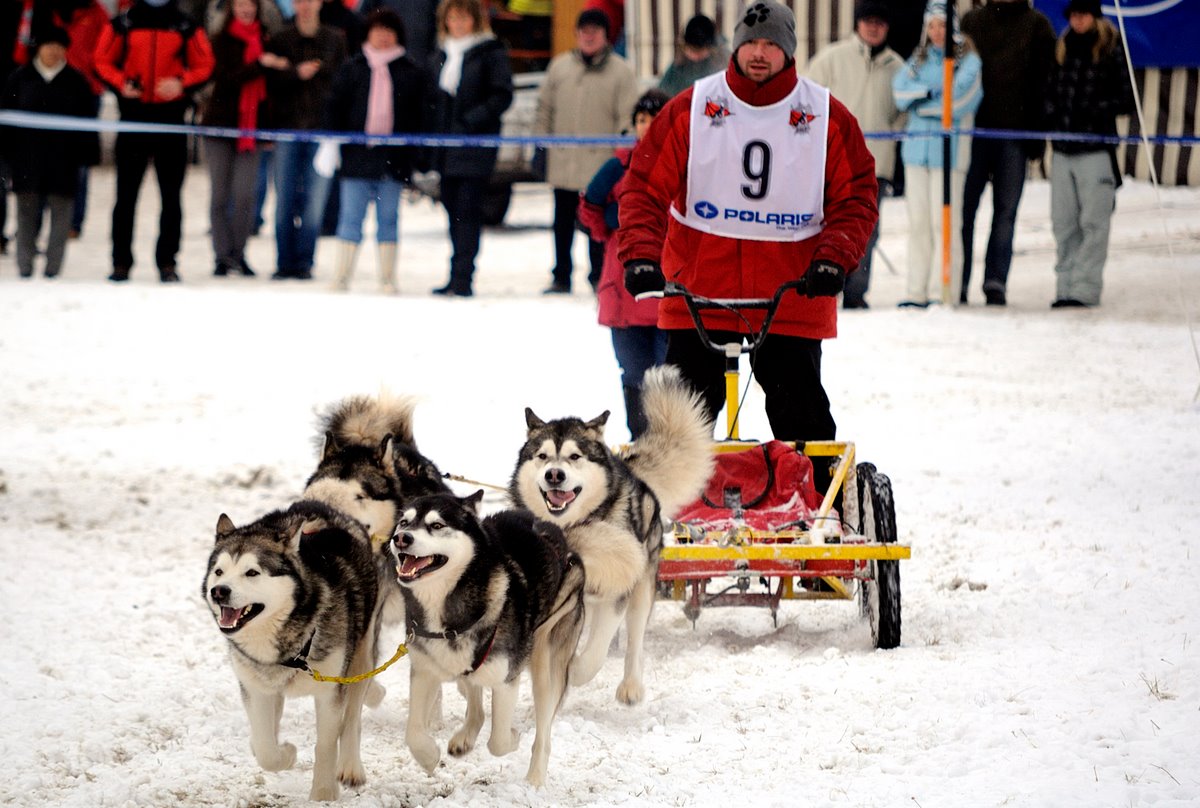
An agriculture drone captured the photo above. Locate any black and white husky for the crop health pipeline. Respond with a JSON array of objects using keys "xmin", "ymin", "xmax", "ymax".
[
  {"xmin": 509, "ymin": 366, "xmax": 714, "ymax": 705},
  {"xmin": 389, "ymin": 491, "xmax": 585, "ymax": 786},
  {"xmin": 203, "ymin": 500, "xmax": 379, "ymax": 801}
]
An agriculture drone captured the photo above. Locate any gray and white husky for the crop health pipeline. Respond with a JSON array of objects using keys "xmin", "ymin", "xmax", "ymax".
[
  {"xmin": 203, "ymin": 500, "xmax": 379, "ymax": 801},
  {"xmin": 390, "ymin": 491, "xmax": 585, "ymax": 786},
  {"xmin": 509, "ymin": 366, "xmax": 714, "ymax": 705}
]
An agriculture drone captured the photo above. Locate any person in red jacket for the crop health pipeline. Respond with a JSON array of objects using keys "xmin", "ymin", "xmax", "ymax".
[
  {"xmin": 94, "ymin": 0, "xmax": 214, "ymax": 282},
  {"xmin": 618, "ymin": 0, "xmax": 878, "ymax": 443}
]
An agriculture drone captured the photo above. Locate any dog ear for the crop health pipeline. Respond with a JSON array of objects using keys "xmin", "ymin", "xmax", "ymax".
[
  {"xmin": 215, "ymin": 513, "xmax": 236, "ymax": 536},
  {"xmin": 585, "ymin": 410, "xmax": 610, "ymax": 434},
  {"xmin": 377, "ymin": 434, "xmax": 394, "ymax": 467},
  {"xmin": 525, "ymin": 407, "xmax": 546, "ymax": 432},
  {"xmin": 462, "ymin": 489, "xmax": 485, "ymax": 513},
  {"xmin": 320, "ymin": 430, "xmax": 341, "ymax": 461}
]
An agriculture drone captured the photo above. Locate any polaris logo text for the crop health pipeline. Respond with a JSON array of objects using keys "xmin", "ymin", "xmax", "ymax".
[{"xmin": 723, "ymin": 208, "xmax": 816, "ymax": 227}]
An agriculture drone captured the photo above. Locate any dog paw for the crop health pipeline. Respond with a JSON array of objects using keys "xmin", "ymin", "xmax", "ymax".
[
  {"xmin": 309, "ymin": 780, "xmax": 340, "ymax": 802},
  {"xmin": 409, "ymin": 736, "xmax": 441, "ymax": 774},
  {"xmin": 447, "ymin": 730, "xmax": 475, "ymax": 757},
  {"xmin": 256, "ymin": 742, "xmax": 297, "ymax": 771},
  {"xmin": 487, "ymin": 728, "xmax": 519, "ymax": 757},
  {"xmin": 525, "ymin": 763, "xmax": 547, "ymax": 788},
  {"xmin": 365, "ymin": 681, "xmax": 386, "ymax": 709},
  {"xmin": 338, "ymin": 762, "xmax": 367, "ymax": 788},
  {"xmin": 616, "ymin": 678, "xmax": 644, "ymax": 706}
]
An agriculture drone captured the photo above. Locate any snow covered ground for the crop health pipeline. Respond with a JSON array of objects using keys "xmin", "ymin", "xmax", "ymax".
[{"xmin": 2, "ymin": 167, "xmax": 1199, "ymax": 807}]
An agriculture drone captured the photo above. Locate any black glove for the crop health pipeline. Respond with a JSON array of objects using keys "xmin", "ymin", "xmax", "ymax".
[
  {"xmin": 803, "ymin": 260, "xmax": 845, "ymax": 298},
  {"xmin": 624, "ymin": 260, "xmax": 665, "ymax": 297}
]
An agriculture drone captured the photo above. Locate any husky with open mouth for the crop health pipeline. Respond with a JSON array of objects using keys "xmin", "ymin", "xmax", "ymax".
[
  {"xmin": 390, "ymin": 491, "xmax": 585, "ymax": 787},
  {"xmin": 203, "ymin": 500, "xmax": 379, "ymax": 801},
  {"xmin": 509, "ymin": 366, "xmax": 714, "ymax": 705}
]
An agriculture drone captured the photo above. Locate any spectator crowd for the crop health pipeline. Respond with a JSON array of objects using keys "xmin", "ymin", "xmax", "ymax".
[{"xmin": 0, "ymin": 0, "xmax": 1133, "ymax": 315}]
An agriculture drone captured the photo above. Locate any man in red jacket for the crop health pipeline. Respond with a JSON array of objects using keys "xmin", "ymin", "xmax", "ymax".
[
  {"xmin": 94, "ymin": 0, "xmax": 214, "ymax": 282},
  {"xmin": 618, "ymin": 0, "xmax": 878, "ymax": 443}
]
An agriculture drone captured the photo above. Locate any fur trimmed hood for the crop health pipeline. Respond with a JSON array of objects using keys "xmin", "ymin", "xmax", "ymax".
[{"xmin": 1056, "ymin": 18, "xmax": 1118, "ymax": 65}]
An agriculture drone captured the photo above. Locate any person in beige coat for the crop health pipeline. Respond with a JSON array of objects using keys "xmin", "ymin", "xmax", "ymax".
[
  {"xmin": 535, "ymin": 8, "xmax": 638, "ymax": 294},
  {"xmin": 805, "ymin": 0, "xmax": 904, "ymax": 308}
]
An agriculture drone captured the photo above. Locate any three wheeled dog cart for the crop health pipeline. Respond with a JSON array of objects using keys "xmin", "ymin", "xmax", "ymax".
[{"xmin": 652, "ymin": 281, "xmax": 911, "ymax": 649}]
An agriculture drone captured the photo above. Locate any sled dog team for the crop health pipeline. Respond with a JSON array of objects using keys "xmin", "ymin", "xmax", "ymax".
[{"xmin": 203, "ymin": 367, "xmax": 715, "ymax": 800}]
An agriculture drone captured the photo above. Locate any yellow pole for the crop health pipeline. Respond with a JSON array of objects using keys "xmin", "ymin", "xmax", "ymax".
[{"xmin": 725, "ymin": 369, "xmax": 740, "ymax": 440}]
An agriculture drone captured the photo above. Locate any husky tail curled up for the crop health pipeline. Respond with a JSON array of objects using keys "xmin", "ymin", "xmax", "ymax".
[
  {"xmin": 617, "ymin": 365, "xmax": 715, "ymax": 521},
  {"xmin": 510, "ymin": 364, "xmax": 713, "ymax": 705},
  {"xmin": 317, "ymin": 392, "xmax": 419, "ymax": 452}
]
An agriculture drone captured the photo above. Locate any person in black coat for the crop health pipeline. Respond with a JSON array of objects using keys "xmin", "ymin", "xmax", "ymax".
[
  {"xmin": 0, "ymin": 26, "xmax": 98, "ymax": 278},
  {"xmin": 427, "ymin": 0, "xmax": 512, "ymax": 297},
  {"xmin": 320, "ymin": 8, "xmax": 431, "ymax": 293}
]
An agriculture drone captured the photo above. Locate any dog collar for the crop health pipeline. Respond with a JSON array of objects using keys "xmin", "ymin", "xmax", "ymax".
[
  {"xmin": 406, "ymin": 621, "xmax": 499, "ymax": 675},
  {"xmin": 280, "ymin": 633, "xmax": 315, "ymax": 671}
]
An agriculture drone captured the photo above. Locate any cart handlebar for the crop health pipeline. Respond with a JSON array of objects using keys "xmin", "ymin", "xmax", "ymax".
[{"xmin": 637, "ymin": 278, "xmax": 809, "ymax": 357}]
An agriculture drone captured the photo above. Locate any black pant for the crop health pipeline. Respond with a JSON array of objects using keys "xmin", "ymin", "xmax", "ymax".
[
  {"xmin": 551, "ymin": 186, "xmax": 603, "ymax": 289},
  {"xmin": 665, "ymin": 328, "xmax": 836, "ymax": 442},
  {"xmin": 112, "ymin": 130, "xmax": 187, "ymax": 271},
  {"xmin": 441, "ymin": 175, "xmax": 486, "ymax": 289}
]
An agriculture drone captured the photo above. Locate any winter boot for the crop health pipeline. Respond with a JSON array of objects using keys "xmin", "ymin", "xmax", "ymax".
[
  {"xmin": 377, "ymin": 242, "xmax": 398, "ymax": 295},
  {"xmin": 330, "ymin": 239, "xmax": 358, "ymax": 291}
]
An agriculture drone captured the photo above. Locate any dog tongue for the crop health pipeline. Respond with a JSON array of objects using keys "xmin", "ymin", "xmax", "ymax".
[
  {"xmin": 219, "ymin": 606, "xmax": 241, "ymax": 628},
  {"xmin": 398, "ymin": 555, "xmax": 434, "ymax": 577},
  {"xmin": 546, "ymin": 489, "xmax": 576, "ymax": 507}
]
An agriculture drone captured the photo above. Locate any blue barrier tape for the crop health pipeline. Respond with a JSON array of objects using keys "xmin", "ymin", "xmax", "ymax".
[{"xmin": 0, "ymin": 110, "xmax": 1197, "ymax": 148}]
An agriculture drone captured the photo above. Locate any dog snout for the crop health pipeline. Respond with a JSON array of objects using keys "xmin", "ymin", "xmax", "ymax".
[
  {"xmin": 210, "ymin": 584, "xmax": 231, "ymax": 604},
  {"xmin": 393, "ymin": 531, "xmax": 414, "ymax": 550},
  {"xmin": 544, "ymin": 467, "xmax": 566, "ymax": 486}
]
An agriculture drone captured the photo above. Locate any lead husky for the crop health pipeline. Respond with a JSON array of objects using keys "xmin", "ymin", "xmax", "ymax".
[
  {"xmin": 509, "ymin": 366, "xmax": 714, "ymax": 705},
  {"xmin": 203, "ymin": 500, "xmax": 379, "ymax": 801},
  {"xmin": 390, "ymin": 491, "xmax": 585, "ymax": 786}
]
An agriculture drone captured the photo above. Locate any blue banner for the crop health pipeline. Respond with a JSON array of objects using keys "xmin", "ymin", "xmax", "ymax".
[{"xmin": 1035, "ymin": 1, "xmax": 1197, "ymax": 68}]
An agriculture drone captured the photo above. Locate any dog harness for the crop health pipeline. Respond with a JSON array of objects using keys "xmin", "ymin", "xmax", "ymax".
[{"xmin": 408, "ymin": 621, "xmax": 499, "ymax": 676}]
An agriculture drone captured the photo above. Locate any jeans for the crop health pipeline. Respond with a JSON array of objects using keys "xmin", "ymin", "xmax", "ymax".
[
  {"xmin": 274, "ymin": 140, "xmax": 333, "ymax": 272},
  {"xmin": 112, "ymin": 130, "xmax": 187, "ymax": 270},
  {"xmin": 335, "ymin": 175, "xmax": 403, "ymax": 244},
  {"xmin": 611, "ymin": 326, "xmax": 668, "ymax": 439},
  {"xmin": 551, "ymin": 187, "xmax": 604, "ymax": 289},
  {"xmin": 961, "ymin": 137, "xmax": 1027, "ymax": 296}
]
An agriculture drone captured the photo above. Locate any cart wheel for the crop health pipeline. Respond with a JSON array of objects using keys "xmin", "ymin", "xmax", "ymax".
[{"xmin": 857, "ymin": 464, "xmax": 901, "ymax": 649}]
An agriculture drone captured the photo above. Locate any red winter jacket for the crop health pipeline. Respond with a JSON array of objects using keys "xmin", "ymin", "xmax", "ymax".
[
  {"xmin": 94, "ymin": 3, "xmax": 214, "ymax": 108},
  {"xmin": 617, "ymin": 61, "xmax": 878, "ymax": 339}
]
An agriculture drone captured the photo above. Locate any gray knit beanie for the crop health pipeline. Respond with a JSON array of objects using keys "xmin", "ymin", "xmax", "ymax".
[{"xmin": 733, "ymin": 1, "xmax": 797, "ymax": 58}]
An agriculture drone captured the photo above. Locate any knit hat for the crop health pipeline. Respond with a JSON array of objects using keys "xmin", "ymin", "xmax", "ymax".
[
  {"xmin": 683, "ymin": 14, "xmax": 717, "ymax": 48},
  {"xmin": 854, "ymin": 0, "xmax": 890, "ymax": 25},
  {"xmin": 923, "ymin": 0, "xmax": 948, "ymax": 23},
  {"xmin": 733, "ymin": 1, "xmax": 797, "ymax": 58},
  {"xmin": 631, "ymin": 88, "xmax": 669, "ymax": 126},
  {"xmin": 33, "ymin": 25, "xmax": 71, "ymax": 49},
  {"xmin": 576, "ymin": 9, "xmax": 610, "ymax": 37},
  {"xmin": 1064, "ymin": 0, "xmax": 1102, "ymax": 17}
]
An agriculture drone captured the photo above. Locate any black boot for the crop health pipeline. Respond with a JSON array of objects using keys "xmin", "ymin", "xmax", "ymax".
[{"xmin": 623, "ymin": 385, "xmax": 648, "ymax": 440}]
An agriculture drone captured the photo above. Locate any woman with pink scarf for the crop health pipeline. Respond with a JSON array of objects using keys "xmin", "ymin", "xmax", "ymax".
[
  {"xmin": 323, "ymin": 8, "xmax": 431, "ymax": 293},
  {"xmin": 202, "ymin": 0, "xmax": 270, "ymax": 277}
]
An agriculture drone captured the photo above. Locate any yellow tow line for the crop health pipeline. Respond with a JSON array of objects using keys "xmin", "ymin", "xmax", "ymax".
[{"xmin": 305, "ymin": 640, "xmax": 409, "ymax": 684}]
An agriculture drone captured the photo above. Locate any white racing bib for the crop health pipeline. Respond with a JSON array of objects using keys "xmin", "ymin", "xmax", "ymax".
[{"xmin": 673, "ymin": 72, "xmax": 829, "ymax": 241}]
